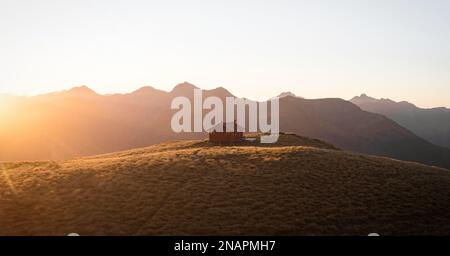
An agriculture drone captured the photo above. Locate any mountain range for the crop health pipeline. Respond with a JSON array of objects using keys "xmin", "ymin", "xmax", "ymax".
[
  {"xmin": 1, "ymin": 83, "xmax": 450, "ymax": 169},
  {"xmin": 351, "ymin": 94, "xmax": 450, "ymax": 149}
]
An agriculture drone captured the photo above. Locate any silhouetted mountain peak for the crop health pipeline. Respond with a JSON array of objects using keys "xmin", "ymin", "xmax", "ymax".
[
  {"xmin": 67, "ymin": 85, "xmax": 97, "ymax": 95},
  {"xmin": 277, "ymin": 91, "xmax": 299, "ymax": 99},
  {"xmin": 171, "ymin": 82, "xmax": 199, "ymax": 94},
  {"xmin": 351, "ymin": 94, "xmax": 450, "ymax": 149},
  {"xmin": 213, "ymin": 86, "xmax": 229, "ymax": 92},
  {"xmin": 397, "ymin": 100, "xmax": 417, "ymax": 108},
  {"xmin": 204, "ymin": 86, "xmax": 234, "ymax": 98},
  {"xmin": 131, "ymin": 86, "xmax": 162, "ymax": 95},
  {"xmin": 351, "ymin": 93, "xmax": 376, "ymax": 102},
  {"xmin": 351, "ymin": 94, "xmax": 418, "ymax": 109}
]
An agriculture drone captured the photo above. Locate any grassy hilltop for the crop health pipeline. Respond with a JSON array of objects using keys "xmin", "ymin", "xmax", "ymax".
[{"xmin": 1, "ymin": 134, "xmax": 450, "ymax": 235}]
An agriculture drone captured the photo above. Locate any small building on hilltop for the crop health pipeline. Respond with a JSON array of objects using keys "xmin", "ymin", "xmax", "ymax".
[{"xmin": 208, "ymin": 120, "xmax": 244, "ymax": 144}]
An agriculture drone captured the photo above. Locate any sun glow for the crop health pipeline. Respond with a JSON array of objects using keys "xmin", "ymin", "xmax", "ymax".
[
  {"xmin": 0, "ymin": 96, "xmax": 20, "ymax": 131},
  {"xmin": 0, "ymin": 164, "xmax": 18, "ymax": 195},
  {"xmin": 0, "ymin": 96, "xmax": 12, "ymax": 123},
  {"xmin": 0, "ymin": 100, "xmax": 7, "ymax": 120}
]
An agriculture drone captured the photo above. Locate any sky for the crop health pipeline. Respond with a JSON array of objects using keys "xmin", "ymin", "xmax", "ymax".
[{"xmin": 0, "ymin": 0, "xmax": 449, "ymax": 108}]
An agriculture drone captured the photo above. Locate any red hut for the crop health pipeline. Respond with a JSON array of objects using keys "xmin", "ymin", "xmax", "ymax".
[{"xmin": 208, "ymin": 120, "xmax": 243, "ymax": 144}]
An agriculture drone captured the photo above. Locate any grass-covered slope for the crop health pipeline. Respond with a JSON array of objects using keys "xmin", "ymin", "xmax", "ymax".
[{"xmin": 1, "ymin": 134, "xmax": 450, "ymax": 235}]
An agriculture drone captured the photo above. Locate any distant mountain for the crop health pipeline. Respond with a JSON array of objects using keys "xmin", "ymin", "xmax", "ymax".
[
  {"xmin": 279, "ymin": 96, "xmax": 450, "ymax": 169},
  {"xmin": 66, "ymin": 85, "xmax": 98, "ymax": 95},
  {"xmin": 277, "ymin": 91, "xmax": 301, "ymax": 98},
  {"xmin": 1, "ymin": 84, "xmax": 450, "ymax": 169},
  {"xmin": 351, "ymin": 94, "xmax": 450, "ymax": 149},
  {"xmin": 170, "ymin": 81, "xmax": 199, "ymax": 96}
]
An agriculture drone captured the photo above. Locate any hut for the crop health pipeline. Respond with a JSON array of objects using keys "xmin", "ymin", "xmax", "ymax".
[{"xmin": 208, "ymin": 120, "xmax": 243, "ymax": 144}]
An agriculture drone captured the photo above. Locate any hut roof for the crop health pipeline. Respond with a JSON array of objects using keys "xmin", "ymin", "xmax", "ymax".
[{"xmin": 207, "ymin": 122, "xmax": 245, "ymax": 133}]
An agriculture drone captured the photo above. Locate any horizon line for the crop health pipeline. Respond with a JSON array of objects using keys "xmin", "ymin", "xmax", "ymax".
[{"xmin": 1, "ymin": 83, "xmax": 449, "ymax": 110}]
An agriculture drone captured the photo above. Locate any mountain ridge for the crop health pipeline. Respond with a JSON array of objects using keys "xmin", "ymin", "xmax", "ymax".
[
  {"xmin": 351, "ymin": 94, "xmax": 450, "ymax": 149},
  {"xmin": 2, "ymin": 84, "xmax": 450, "ymax": 169}
]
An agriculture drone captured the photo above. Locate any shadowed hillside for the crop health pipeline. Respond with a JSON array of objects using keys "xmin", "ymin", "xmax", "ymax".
[
  {"xmin": 2, "ymin": 83, "xmax": 450, "ymax": 169},
  {"xmin": 1, "ymin": 134, "xmax": 450, "ymax": 236},
  {"xmin": 279, "ymin": 95, "xmax": 450, "ymax": 169},
  {"xmin": 351, "ymin": 94, "xmax": 450, "ymax": 149}
]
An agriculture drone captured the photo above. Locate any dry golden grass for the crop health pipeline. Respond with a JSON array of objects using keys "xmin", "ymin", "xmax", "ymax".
[{"xmin": 1, "ymin": 134, "xmax": 450, "ymax": 235}]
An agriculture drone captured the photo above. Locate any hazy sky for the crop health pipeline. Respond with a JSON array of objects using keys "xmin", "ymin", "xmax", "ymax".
[{"xmin": 1, "ymin": 0, "xmax": 449, "ymax": 107}]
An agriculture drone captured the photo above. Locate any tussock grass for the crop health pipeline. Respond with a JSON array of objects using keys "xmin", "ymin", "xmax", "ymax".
[{"xmin": 1, "ymin": 134, "xmax": 450, "ymax": 235}]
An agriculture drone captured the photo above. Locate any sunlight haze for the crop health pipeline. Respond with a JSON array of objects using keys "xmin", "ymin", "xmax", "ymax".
[{"xmin": 1, "ymin": 0, "xmax": 449, "ymax": 107}]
